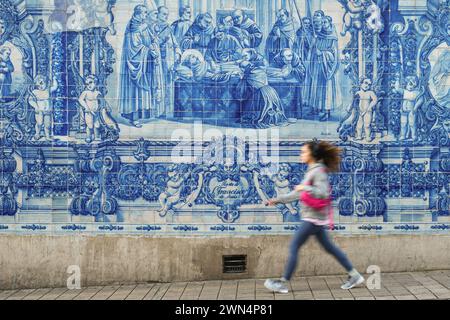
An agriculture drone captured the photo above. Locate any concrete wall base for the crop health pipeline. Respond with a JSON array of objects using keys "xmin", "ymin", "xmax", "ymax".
[{"xmin": 1, "ymin": 234, "xmax": 449, "ymax": 289}]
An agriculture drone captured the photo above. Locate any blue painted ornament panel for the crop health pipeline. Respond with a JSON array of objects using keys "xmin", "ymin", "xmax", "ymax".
[{"xmin": 0, "ymin": 0, "xmax": 449, "ymax": 235}]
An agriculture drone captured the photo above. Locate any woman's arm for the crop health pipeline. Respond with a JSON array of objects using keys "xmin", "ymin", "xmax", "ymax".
[{"xmin": 267, "ymin": 189, "xmax": 300, "ymax": 205}]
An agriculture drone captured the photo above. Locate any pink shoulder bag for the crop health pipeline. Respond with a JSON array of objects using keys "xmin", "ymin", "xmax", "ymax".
[{"xmin": 299, "ymin": 168, "xmax": 334, "ymax": 229}]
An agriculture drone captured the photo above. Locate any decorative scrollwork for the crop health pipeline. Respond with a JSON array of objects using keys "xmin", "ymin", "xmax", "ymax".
[{"xmin": 0, "ymin": 147, "xmax": 18, "ymax": 216}]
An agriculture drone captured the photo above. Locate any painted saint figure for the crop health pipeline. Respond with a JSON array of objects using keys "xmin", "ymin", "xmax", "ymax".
[
  {"xmin": 268, "ymin": 48, "xmax": 306, "ymax": 119},
  {"xmin": 205, "ymin": 16, "xmax": 243, "ymax": 65},
  {"xmin": 304, "ymin": 13, "xmax": 339, "ymax": 120},
  {"xmin": 268, "ymin": 48, "xmax": 305, "ymax": 82},
  {"xmin": 237, "ymin": 48, "xmax": 288, "ymax": 128},
  {"xmin": 230, "ymin": 10, "xmax": 263, "ymax": 48},
  {"xmin": 293, "ymin": 17, "xmax": 314, "ymax": 64},
  {"xmin": 156, "ymin": 6, "xmax": 182, "ymax": 67},
  {"xmin": 118, "ymin": 5, "xmax": 164, "ymax": 128},
  {"xmin": 302, "ymin": 10, "xmax": 324, "ymax": 116},
  {"xmin": 171, "ymin": 5, "xmax": 192, "ymax": 45},
  {"xmin": 266, "ymin": 9, "xmax": 297, "ymax": 65},
  {"xmin": 176, "ymin": 49, "xmax": 237, "ymax": 82},
  {"xmin": 0, "ymin": 46, "xmax": 14, "ymax": 102},
  {"xmin": 180, "ymin": 13, "xmax": 215, "ymax": 55},
  {"xmin": 156, "ymin": 5, "xmax": 182, "ymax": 118}
]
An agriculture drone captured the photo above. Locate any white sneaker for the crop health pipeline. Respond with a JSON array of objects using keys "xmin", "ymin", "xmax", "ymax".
[
  {"xmin": 264, "ymin": 279, "xmax": 289, "ymax": 294},
  {"xmin": 341, "ymin": 274, "xmax": 365, "ymax": 290}
]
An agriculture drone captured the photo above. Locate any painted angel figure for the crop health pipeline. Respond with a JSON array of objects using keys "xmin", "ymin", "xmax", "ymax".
[
  {"xmin": 393, "ymin": 76, "xmax": 425, "ymax": 141},
  {"xmin": 157, "ymin": 165, "xmax": 191, "ymax": 217},
  {"xmin": 92, "ymin": 0, "xmax": 117, "ymax": 35},
  {"xmin": 338, "ymin": 0, "xmax": 366, "ymax": 36},
  {"xmin": 251, "ymin": 163, "xmax": 299, "ymax": 222},
  {"xmin": 338, "ymin": 77, "xmax": 378, "ymax": 142},
  {"xmin": 355, "ymin": 77, "xmax": 378, "ymax": 142},
  {"xmin": 28, "ymin": 75, "xmax": 58, "ymax": 141},
  {"xmin": 157, "ymin": 164, "xmax": 204, "ymax": 217},
  {"xmin": 78, "ymin": 75, "xmax": 102, "ymax": 143},
  {"xmin": 78, "ymin": 74, "xmax": 119, "ymax": 143},
  {"xmin": 270, "ymin": 164, "xmax": 298, "ymax": 216}
]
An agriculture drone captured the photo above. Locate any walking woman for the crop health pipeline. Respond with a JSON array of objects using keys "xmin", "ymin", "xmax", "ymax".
[{"xmin": 264, "ymin": 139, "xmax": 365, "ymax": 293}]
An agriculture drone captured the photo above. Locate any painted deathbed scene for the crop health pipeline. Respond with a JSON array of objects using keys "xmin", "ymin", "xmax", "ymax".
[
  {"xmin": 0, "ymin": 0, "xmax": 449, "ymax": 229},
  {"xmin": 0, "ymin": 0, "xmax": 397, "ymax": 142},
  {"xmin": 2, "ymin": 0, "xmax": 449, "ymax": 143}
]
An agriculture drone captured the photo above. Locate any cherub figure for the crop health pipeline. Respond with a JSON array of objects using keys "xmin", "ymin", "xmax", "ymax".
[
  {"xmin": 28, "ymin": 75, "xmax": 58, "ymax": 141},
  {"xmin": 339, "ymin": 77, "xmax": 378, "ymax": 142},
  {"xmin": 93, "ymin": 0, "xmax": 116, "ymax": 35},
  {"xmin": 355, "ymin": 77, "xmax": 378, "ymax": 142},
  {"xmin": 338, "ymin": 0, "xmax": 365, "ymax": 36},
  {"xmin": 157, "ymin": 164, "xmax": 190, "ymax": 217},
  {"xmin": 270, "ymin": 164, "xmax": 298, "ymax": 215},
  {"xmin": 78, "ymin": 75, "xmax": 102, "ymax": 143},
  {"xmin": 393, "ymin": 76, "xmax": 424, "ymax": 141}
]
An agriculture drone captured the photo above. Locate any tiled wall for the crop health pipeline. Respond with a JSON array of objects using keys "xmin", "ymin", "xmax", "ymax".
[{"xmin": 0, "ymin": 0, "xmax": 449, "ymax": 236}]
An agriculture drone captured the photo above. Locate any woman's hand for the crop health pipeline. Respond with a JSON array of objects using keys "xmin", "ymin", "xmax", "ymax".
[
  {"xmin": 295, "ymin": 184, "xmax": 305, "ymax": 192},
  {"xmin": 265, "ymin": 199, "xmax": 278, "ymax": 206}
]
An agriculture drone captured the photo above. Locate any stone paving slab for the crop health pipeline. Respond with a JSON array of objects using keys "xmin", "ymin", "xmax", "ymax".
[
  {"xmin": 73, "ymin": 287, "xmax": 104, "ymax": 300},
  {"xmin": 22, "ymin": 288, "xmax": 53, "ymax": 300},
  {"xmin": 6, "ymin": 289, "xmax": 35, "ymax": 300},
  {"xmin": 3, "ymin": 270, "xmax": 449, "ymax": 300},
  {"xmin": 108, "ymin": 285, "xmax": 138, "ymax": 300},
  {"xmin": 126, "ymin": 284, "xmax": 156, "ymax": 300},
  {"xmin": 38, "ymin": 288, "xmax": 68, "ymax": 300}
]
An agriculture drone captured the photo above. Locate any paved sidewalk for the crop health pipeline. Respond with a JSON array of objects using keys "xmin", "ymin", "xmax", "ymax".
[{"xmin": 1, "ymin": 270, "xmax": 450, "ymax": 300}]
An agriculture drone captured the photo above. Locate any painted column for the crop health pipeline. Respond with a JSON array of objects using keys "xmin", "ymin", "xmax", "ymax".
[
  {"xmin": 358, "ymin": 30, "xmax": 364, "ymax": 79},
  {"xmin": 79, "ymin": 33, "xmax": 84, "ymax": 77},
  {"xmin": 373, "ymin": 32, "xmax": 378, "ymax": 81},
  {"xmin": 51, "ymin": 32, "xmax": 68, "ymax": 136},
  {"xmin": 193, "ymin": 0, "xmax": 208, "ymax": 15},
  {"xmin": 92, "ymin": 29, "xmax": 98, "ymax": 75},
  {"xmin": 309, "ymin": 0, "xmax": 321, "ymax": 13}
]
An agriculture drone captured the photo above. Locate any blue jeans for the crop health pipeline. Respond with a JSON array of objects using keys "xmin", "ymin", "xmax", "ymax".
[{"xmin": 283, "ymin": 221, "xmax": 354, "ymax": 280}]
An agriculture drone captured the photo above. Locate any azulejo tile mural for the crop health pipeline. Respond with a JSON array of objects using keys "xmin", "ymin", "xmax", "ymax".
[{"xmin": 0, "ymin": 0, "xmax": 449, "ymax": 235}]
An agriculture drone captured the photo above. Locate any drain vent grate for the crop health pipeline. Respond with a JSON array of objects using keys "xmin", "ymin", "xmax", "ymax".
[{"xmin": 223, "ymin": 255, "xmax": 247, "ymax": 274}]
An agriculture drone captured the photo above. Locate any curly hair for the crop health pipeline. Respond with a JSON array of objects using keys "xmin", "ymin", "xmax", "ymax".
[{"xmin": 305, "ymin": 139, "xmax": 341, "ymax": 172}]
